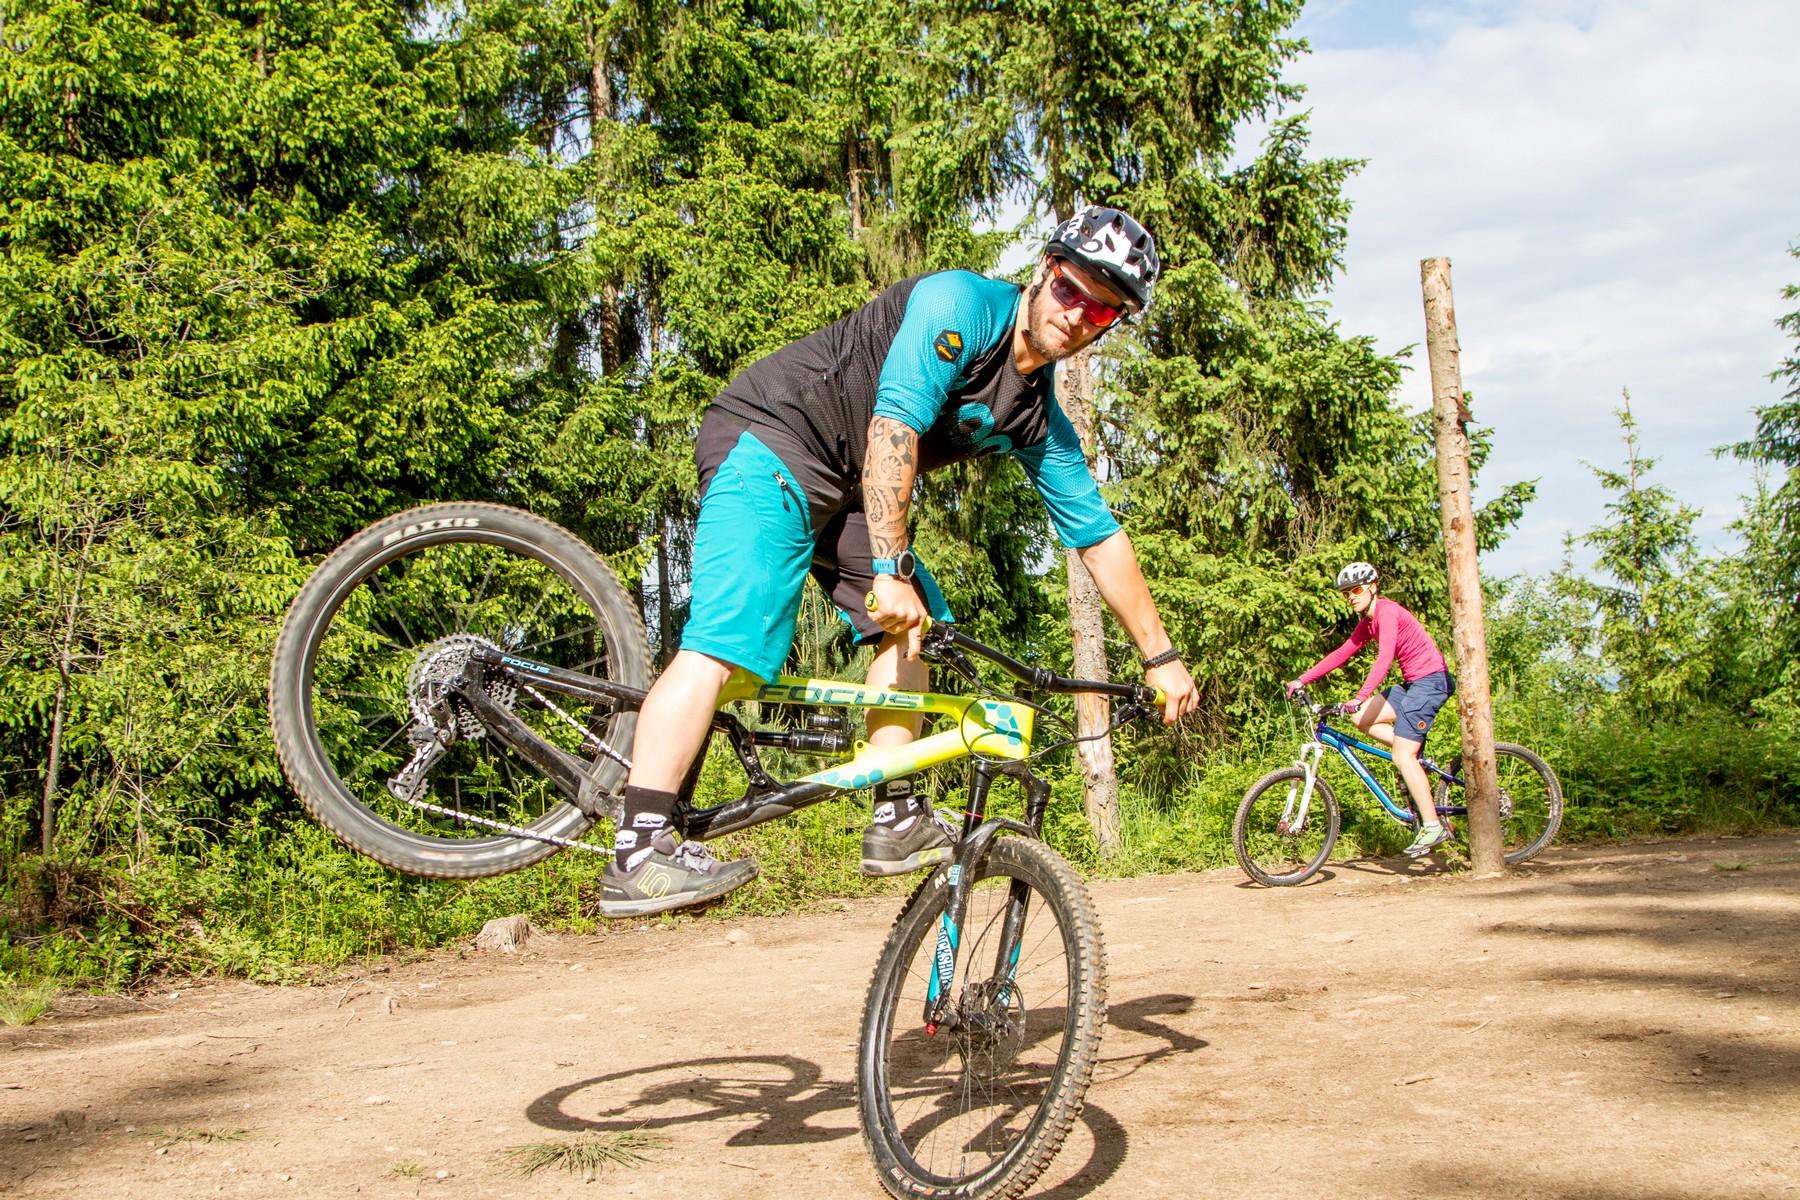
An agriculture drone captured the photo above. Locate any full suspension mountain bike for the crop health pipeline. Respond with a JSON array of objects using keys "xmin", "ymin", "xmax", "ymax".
[
  {"xmin": 267, "ymin": 502, "xmax": 1164, "ymax": 1200},
  {"xmin": 1231, "ymin": 687, "xmax": 1563, "ymax": 887}
]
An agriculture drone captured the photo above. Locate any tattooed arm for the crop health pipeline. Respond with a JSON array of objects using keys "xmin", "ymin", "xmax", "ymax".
[
  {"xmin": 863, "ymin": 415, "xmax": 919, "ymax": 558},
  {"xmin": 863, "ymin": 415, "xmax": 928, "ymax": 657}
]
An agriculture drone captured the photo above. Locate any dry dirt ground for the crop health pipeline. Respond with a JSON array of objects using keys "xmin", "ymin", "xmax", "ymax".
[{"xmin": 4, "ymin": 835, "xmax": 1798, "ymax": 1200}]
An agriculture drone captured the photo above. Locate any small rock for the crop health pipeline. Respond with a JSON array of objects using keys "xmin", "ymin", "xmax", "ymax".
[
  {"xmin": 435, "ymin": 1169, "xmax": 451, "ymax": 1180},
  {"xmin": 364, "ymin": 1095, "xmax": 391, "ymax": 1106},
  {"xmin": 1398, "ymin": 1073, "xmax": 1433, "ymax": 1086},
  {"xmin": 1246, "ymin": 981, "xmax": 1269, "ymax": 990},
  {"xmin": 278, "ymin": 1173, "xmax": 292, "ymax": 1182},
  {"xmin": 155, "ymin": 1147, "xmax": 168, "ymax": 1156},
  {"xmin": 724, "ymin": 929, "xmax": 749, "ymax": 945},
  {"xmin": 474, "ymin": 914, "xmax": 537, "ymax": 954}
]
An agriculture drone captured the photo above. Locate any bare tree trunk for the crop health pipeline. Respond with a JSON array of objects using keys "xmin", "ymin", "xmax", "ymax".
[
  {"xmin": 1420, "ymin": 257, "xmax": 1503, "ymax": 878},
  {"xmin": 1060, "ymin": 348, "xmax": 1120, "ymax": 854},
  {"xmin": 847, "ymin": 135, "xmax": 865, "ymax": 240},
  {"xmin": 588, "ymin": 23, "xmax": 624, "ymax": 377},
  {"xmin": 42, "ymin": 535, "xmax": 93, "ymax": 855}
]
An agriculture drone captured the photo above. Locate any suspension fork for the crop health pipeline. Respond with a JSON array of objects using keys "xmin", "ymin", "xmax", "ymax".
[
  {"xmin": 923, "ymin": 759, "xmax": 1038, "ymax": 1032},
  {"xmin": 1284, "ymin": 740, "xmax": 1326, "ymax": 830}
]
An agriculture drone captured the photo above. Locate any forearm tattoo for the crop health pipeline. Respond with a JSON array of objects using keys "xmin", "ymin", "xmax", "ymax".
[{"xmin": 863, "ymin": 416, "xmax": 918, "ymax": 559}]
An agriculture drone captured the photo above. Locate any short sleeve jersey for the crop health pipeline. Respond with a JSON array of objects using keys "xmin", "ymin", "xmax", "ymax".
[{"xmin": 710, "ymin": 270, "xmax": 1120, "ymax": 548}]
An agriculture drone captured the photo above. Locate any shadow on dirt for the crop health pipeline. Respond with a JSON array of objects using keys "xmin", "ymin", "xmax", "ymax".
[
  {"xmin": 1101, "ymin": 992, "xmax": 1209, "ymax": 1076},
  {"xmin": 524, "ymin": 1053, "xmax": 1134, "ymax": 1196},
  {"xmin": 526, "ymin": 1053, "xmax": 857, "ymax": 1145}
]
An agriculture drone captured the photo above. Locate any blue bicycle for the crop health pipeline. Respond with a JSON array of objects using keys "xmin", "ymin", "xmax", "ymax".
[{"xmin": 1232, "ymin": 688, "xmax": 1563, "ymax": 886}]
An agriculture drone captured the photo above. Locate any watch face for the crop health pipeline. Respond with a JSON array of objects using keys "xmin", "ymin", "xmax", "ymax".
[{"xmin": 896, "ymin": 550, "xmax": 916, "ymax": 580}]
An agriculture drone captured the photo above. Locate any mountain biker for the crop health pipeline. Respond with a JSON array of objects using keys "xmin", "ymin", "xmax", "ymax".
[
  {"xmin": 1285, "ymin": 562, "xmax": 1457, "ymax": 858},
  {"xmin": 602, "ymin": 205, "xmax": 1201, "ymax": 916}
]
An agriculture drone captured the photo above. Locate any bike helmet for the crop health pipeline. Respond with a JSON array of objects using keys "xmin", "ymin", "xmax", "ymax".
[
  {"xmin": 1045, "ymin": 205, "xmax": 1161, "ymax": 311},
  {"xmin": 1334, "ymin": 562, "xmax": 1379, "ymax": 590}
]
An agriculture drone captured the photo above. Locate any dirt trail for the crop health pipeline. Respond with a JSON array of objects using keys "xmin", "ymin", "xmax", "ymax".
[{"xmin": 4, "ymin": 835, "xmax": 1798, "ymax": 1199}]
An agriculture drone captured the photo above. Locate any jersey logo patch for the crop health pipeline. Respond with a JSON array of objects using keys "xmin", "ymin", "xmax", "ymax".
[{"xmin": 933, "ymin": 330, "xmax": 964, "ymax": 363}]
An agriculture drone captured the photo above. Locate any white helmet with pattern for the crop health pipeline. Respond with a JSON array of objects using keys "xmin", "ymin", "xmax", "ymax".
[
  {"xmin": 1334, "ymin": 562, "xmax": 1380, "ymax": 590},
  {"xmin": 1046, "ymin": 205, "xmax": 1161, "ymax": 310}
]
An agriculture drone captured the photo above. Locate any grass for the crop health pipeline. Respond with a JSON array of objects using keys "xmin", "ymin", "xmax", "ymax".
[
  {"xmin": 388, "ymin": 1160, "xmax": 425, "ymax": 1178},
  {"xmin": 501, "ymin": 1130, "xmax": 672, "ymax": 1178},
  {"xmin": 0, "ymin": 979, "xmax": 58, "ymax": 1027}
]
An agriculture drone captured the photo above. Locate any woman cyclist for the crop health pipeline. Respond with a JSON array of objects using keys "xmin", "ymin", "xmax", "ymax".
[{"xmin": 1286, "ymin": 563, "xmax": 1457, "ymax": 857}]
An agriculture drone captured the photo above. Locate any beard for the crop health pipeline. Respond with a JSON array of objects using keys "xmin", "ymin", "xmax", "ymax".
[{"xmin": 1022, "ymin": 277, "xmax": 1082, "ymax": 363}]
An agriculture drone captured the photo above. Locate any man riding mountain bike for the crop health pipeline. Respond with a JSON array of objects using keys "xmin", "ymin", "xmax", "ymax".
[
  {"xmin": 604, "ymin": 205, "xmax": 1202, "ymax": 917},
  {"xmin": 1286, "ymin": 562, "xmax": 1458, "ymax": 858}
]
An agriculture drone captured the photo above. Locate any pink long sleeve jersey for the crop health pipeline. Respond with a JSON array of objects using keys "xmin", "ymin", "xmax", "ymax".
[{"xmin": 1296, "ymin": 597, "xmax": 1448, "ymax": 705}]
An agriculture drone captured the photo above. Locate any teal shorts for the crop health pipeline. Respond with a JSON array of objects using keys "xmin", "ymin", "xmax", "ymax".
[{"xmin": 682, "ymin": 427, "xmax": 954, "ymax": 682}]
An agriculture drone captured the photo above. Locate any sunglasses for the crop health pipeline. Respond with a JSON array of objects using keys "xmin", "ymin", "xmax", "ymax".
[
  {"xmin": 1047, "ymin": 260, "xmax": 1127, "ymax": 328},
  {"xmin": 1340, "ymin": 584, "xmax": 1370, "ymax": 599}
]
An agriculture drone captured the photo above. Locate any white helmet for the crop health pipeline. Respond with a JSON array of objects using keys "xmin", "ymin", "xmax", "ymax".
[
  {"xmin": 1334, "ymin": 562, "xmax": 1379, "ymax": 590},
  {"xmin": 1046, "ymin": 205, "xmax": 1160, "ymax": 310}
]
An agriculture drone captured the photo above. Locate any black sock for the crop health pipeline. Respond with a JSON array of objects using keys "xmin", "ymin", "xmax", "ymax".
[
  {"xmin": 873, "ymin": 779, "xmax": 920, "ymax": 829},
  {"xmin": 615, "ymin": 785, "xmax": 677, "ymax": 870}
]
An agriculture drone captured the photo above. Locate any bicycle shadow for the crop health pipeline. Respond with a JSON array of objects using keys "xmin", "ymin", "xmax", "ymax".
[
  {"xmin": 525, "ymin": 1053, "xmax": 856, "ymax": 1146},
  {"xmin": 1098, "ymin": 991, "xmax": 1209, "ymax": 1075},
  {"xmin": 524, "ymin": 1052, "xmax": 1134, "ymax": 1196},
  {"xmin": 1231, "ymin": 868, "xmax": 1340, "ymax": 889}
]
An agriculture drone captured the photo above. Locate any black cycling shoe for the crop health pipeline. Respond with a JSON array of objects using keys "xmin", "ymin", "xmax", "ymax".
[
  {"xmin": 860, "ymin": 814, "xmax": 954, "ymax": 878},
  {"xmin": 601, "ymin": 834, "xmax": 759, "ymax": 917}
]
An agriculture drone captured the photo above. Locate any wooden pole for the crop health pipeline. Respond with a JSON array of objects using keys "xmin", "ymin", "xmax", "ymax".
[{"xmin": 1420, "ymin": 258, "xmax": 1503, "ymax": 878}]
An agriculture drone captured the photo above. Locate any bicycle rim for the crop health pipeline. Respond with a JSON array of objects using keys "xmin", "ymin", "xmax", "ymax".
[{"xmin": 858, "ymin": 838, "xmax": 1104, "ymax": 1199}]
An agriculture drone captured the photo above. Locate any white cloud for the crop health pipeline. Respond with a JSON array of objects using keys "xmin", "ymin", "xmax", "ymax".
[{"xmin": 1290, "ymin": 0, "xmax": 1800, "ymax": 575}]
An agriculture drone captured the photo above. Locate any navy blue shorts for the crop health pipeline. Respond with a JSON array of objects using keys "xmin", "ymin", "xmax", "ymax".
[{"xmin": 1385, "ymin": 670, "xmax": 1455, "ymax": 744}]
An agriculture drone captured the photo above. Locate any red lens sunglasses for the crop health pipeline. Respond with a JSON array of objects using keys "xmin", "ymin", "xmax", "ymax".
[{"xmin": 1048, "ymin": 260, "xmax": 1127, "ymax": 328}]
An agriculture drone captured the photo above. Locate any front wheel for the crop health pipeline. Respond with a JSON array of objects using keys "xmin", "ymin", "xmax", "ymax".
[
  {"xmin": 856, "ymin": 837, "xmax": 1106, "ymax": 1200},
  {"xmin": 1433, "ymin": 742, "xmax": 1563, "ymax": 864},
  {"xmin": 1233, "ymin": 767, "xmax": 1340, "ymax": 886}
]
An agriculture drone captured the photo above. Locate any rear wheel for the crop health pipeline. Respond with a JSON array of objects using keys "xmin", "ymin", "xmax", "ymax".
[
  {"xmin": 857, "ymin": 837, "xmax": 1105, "ymax": 1200},
  {"xmin": 1433, "ymin": 742, "xmax": 1563, "ymax": 865},
  {"xmin": 268, "ymin": 503, "xmax": 649, "ymax": 878},
  {"xmin": 1233, "ymin": 767, "xmax": 1340, "ymax": 886}
]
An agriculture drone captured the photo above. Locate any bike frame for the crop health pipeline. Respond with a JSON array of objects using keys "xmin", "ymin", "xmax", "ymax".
[
  {"xmin": 451, "ymin": 626, "xmax": 1158, "ymax": 1032},
  {"xmin": 1301, "ymin": 716, "xmax": 1466, "ymax": 826}
]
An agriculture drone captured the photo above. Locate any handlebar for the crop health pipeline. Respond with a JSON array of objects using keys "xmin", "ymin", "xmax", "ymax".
[
  {"xmin": 1289, "ymin": 685, "xmax": 1356, "ymax": 719},
  {"xmin": 924, "ymin": 622, "xmax": 1164, "ymax": 707},
  {"xmin": 863, "ymin": 592, "xmax": 1163, "ymax": 710}
]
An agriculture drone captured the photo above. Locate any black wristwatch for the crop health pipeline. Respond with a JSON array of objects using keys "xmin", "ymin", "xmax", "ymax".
[
  {"xmin": 871, "ymin": 549, "xmax": 917, "ymax": 581},
  {"xmin": 1141, "ymin": 647, "xmax": 1182, "ymax": 670}
]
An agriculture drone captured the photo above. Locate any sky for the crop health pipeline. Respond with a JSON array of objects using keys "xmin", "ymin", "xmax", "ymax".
[{"xmin": 1283, "ymin": 0, "xmax": 1800, "ymax": 576}]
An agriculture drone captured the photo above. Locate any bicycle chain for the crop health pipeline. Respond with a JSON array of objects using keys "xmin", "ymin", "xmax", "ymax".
[
  {"xmin": 396, "ymin": 795, "xmax": 610, "ymax": 855},
  {"xmin": 523, "ymin": 684, "xmax": 633, "ymax": 772}
]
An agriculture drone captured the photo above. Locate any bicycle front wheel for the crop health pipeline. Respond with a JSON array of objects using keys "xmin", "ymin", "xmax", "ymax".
[
  {"xmin": 856, "ymin": 837, "xmax": 1106, "ymax": 1200},
  {"xmin": 1233, "ymin": 767, "xmax": 1340, "ymax": 886},
  {"xmin": 269, "ymin": 503, "xmax": 649, "ymax": 878},
  {"xmin": 1433, "ymin": 742, "xmax": 1563, "ymax": 864}
]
